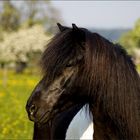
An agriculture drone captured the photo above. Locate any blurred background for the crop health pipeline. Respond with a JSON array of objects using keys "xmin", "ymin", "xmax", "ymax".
[{"xmin": 0, "ymin": 0, "xmax": 140, "ymax": 139}]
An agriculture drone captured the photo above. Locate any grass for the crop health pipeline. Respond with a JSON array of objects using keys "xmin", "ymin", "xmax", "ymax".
[{"xmin": 0, "ymin": 69, "xmax": 40, "ymax": 139}]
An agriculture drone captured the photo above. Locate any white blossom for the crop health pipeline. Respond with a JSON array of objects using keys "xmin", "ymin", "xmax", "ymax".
[{"xmin": 0, "ymin": 25, "xmax": 51, "ymax": 63}]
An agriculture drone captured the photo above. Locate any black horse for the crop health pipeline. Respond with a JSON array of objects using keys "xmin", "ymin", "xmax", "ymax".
[{"xmin": 26, "ymin": 23, "xmax": 140, "ymax": 140}]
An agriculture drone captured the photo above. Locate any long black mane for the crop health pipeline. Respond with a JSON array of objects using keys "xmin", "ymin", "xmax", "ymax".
[
  {"xmin": 40, "ymin": 27, "xmax": 140, "ymax": 139},
  {"xmin": 84, "ymin": 33, "xmax": 140, "ymax": 138}
]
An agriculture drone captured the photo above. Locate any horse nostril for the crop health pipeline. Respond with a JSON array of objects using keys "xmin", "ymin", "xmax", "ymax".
[{"xmin": 29, "ymin": 104, "xmax": 36, "ymax": 115}]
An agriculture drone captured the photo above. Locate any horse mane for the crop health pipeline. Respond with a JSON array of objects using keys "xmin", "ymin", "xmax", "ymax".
[
  {"xmin": 40, "ymin": 29, "xmax": 77, "ymax": 78},
  {"xmin": 40, "ymin": 28, "xmax": 140, "ymax": 138},
  {"xmin": 84, "ymin": 32, "xmax": 140, "ymax": 138}
]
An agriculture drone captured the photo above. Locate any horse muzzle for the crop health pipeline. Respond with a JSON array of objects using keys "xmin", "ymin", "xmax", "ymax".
[
  {"xmin": 26, "ymin": 104, "xmax": 38, "ymax": 121},
  {"xmin": 26, "ymin": 103, "xmax": 51, "ymax": 125}
]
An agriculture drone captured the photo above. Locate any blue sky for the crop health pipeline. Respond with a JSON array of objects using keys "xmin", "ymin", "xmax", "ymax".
[{"xmin": 52, "ymin": 1, "xmax": 140, "ymax": 29}]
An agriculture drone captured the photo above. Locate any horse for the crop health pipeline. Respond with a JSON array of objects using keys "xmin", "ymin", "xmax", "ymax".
[
  {"xmin": 33, "ymin": 104, "xmax": 93, "ymax": 140},
  {"xmin": 26, "ymin": 23, "xmax": 140, "ymax": 140}
]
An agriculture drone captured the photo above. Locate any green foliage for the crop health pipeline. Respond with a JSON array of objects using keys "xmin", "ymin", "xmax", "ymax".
[
  {"xmin": 120, "ymin": 18, "xmax": 140, "ymax": 54},
  {"xmin": 0, "ymin": 1, "xmax": 20, "ymax": 32},
  {"xmin": 21, "ymin": 0, "xmax": 62, "ymax": 33},
  {"xmin": 0, "ymin": 0, "xmax": 62, "ymax": 33},
  {"xmin": 0, "ymin": 70, "xmax": 39, "ymax": 139},
  {"xmin": 119, "ymin": 19, "xmax": 140, "ymax": 64}
]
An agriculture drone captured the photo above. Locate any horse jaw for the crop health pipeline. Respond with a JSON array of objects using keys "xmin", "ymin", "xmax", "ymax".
[{"xmin": 66, "ymin": 104, "xmax": 94, "ymax": 140}]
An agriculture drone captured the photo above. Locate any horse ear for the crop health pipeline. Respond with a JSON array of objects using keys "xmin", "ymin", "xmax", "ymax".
[
  {"xmin": 72, "ymin": 23, "xmax": 79, "ymax": 31},
  {"xmin": 57, "ymin": 23, "xmax": 67, "ymax": 32},
  {"xmin": 72, "ymin": 23, "xmax": 85, "ymax": 43}
]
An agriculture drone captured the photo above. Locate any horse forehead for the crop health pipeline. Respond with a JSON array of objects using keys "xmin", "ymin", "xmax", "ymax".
[
  {"xmin": 41, "ymin": 88, "xmax": 60, "ymax": 106},
  {"xmin": 40, "ymin": 67, "xmax": 76, "ymax": 101},
  {"xmin": 51, "ymin": 67, "xmax": 76, "ymax": 84}
]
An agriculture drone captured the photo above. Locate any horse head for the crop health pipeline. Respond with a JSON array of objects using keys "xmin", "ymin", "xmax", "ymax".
[{"xmin": 26, "ymin": 23, "xmax": 89, "ymax": 125}]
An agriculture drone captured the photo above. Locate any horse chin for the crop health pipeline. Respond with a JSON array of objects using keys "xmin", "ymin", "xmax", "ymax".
[{"xmin": 27, "ymin": 108, "xmax": 52, "ymax": 125}]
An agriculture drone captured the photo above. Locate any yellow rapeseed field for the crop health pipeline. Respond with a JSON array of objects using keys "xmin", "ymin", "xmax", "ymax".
[{"xmin": 0, "ymin": 70, "xmax": 40, "ymax": 139}]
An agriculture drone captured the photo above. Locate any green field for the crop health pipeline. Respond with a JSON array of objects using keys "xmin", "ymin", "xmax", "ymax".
[{"xmin": 0, "ymin": 70, "xmax": 40, "ymax": 139}]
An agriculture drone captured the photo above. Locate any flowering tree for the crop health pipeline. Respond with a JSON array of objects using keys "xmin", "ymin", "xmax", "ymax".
[{"xmin": 0, "ymin": 25, "xmax": 51, "ymax": 72}]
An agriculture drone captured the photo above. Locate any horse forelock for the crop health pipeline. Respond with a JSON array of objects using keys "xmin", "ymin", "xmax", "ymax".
[{"xmin": 40, "ymin": 29, "xmax": 79, "ymax": 78}]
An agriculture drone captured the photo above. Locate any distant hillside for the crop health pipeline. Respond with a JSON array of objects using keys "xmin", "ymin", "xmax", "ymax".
[{"xmin": 89, "ymin": 28, "xmax": 131, "ymax": 42}]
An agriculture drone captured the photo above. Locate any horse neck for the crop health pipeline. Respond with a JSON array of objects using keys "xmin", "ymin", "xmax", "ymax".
[
  {"xmin": 33, "ymin": 105, "xmax": 84, "ymax": 140},
  {"xmin": 33, "ymin": 123, "xmax": 51, "ymax": 140},
  {"xmin": 51, "ymin": 104, "xmax": 84, "ymax": 139},
  {"xmin": 84, "ymin": 36, "xmax": 140, "ymax": 138}
]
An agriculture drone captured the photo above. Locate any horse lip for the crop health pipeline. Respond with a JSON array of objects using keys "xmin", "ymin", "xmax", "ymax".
[
  {"xmin": 27, "ymin": 110, "xmax": 34, "ymax": 120},
  {"xmin": 28, "ymin": 108, "xmax": 51, "ymax": 124},
  {"xmin": 28, "ymin": 109, "xmax": 38, "ymax": 122}
]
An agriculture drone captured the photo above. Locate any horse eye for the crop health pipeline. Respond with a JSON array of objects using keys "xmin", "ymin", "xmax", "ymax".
[
  {"xmin": 66, "ymin": 63, "xmax": 73, "ymax": 67},
  {"xmin": 66, "ymin": 59, "xmax": 75, "ymax": 67}
]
